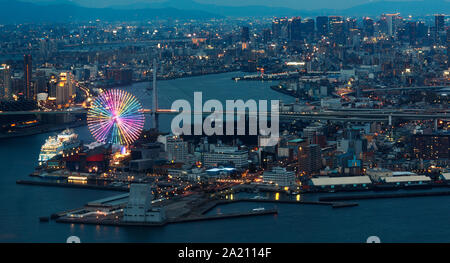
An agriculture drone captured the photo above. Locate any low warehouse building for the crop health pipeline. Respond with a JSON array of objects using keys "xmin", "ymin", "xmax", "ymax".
[
  {"xmin": 381, "ymin": 175, "xmax": 431, "ymax": 186},
  {"xmin": 440, "ymin": 173, "xmax": 450, "ymax": 182},
  {"xmin": 310, "ymin": 176, "xmax": 372, "ymax": 190},
  {"xmin": 367, "ymin": 168, "xmax": 431, "ymax": 186}
]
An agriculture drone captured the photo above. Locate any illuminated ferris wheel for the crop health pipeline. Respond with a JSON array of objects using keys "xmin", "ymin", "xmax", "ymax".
[{"xmin": 87, "ymin": 89, "xmax": 145, "ymax": 145}]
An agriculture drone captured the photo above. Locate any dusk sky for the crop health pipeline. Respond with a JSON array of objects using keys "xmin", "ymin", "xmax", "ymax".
[{"xmin": 23, "ymin": 0, "xmax": 432, "ymax": 10}]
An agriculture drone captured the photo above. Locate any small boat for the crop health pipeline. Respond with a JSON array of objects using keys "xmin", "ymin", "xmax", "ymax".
[{"xmin": 252, "ymin": 207, "xmax": 265, "ymax": 212}]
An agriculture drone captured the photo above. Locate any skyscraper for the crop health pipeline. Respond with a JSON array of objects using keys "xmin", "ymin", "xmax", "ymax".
[
  {"xmin": 435, "ymin": 14, "xmax": 445, "ymax": 32},
  {"xmin": 435, "ymin": 14, "xmax": 445, "ymax": 44},
  {"xmin": 407, "ymin": 21, "xmax": 417, "ymax": 45},
  {"xmin": 363, "ymin": 17, "xmax": 374, "ymax": 37},
  {"xmin": 416, "ymin": 21, "xmax": 427, "ymax": 40},
  {"xmin": 23, "ymin": 54, "xmax": 32, "ymax": 99},
  {"xmin": 56, "ymin": 72, "xmax": 74, "ymax": 106},
  {"xmin": 329, "ymin": 17, "xmax": 345, "ymax": 45},
  {"xmin": 288, "ymin": 17, "xmax": 302, "ymax": 42},
  {"xmin": 0, "ymin": 64, "xmax": 11, "ymax": 99},
  {"xmin": 272, "ymin": 18, "xmax": 288, "ymax": 39},
  {"xmin": 298, "ymin": 144, "xmax": 321, "ymax": 176},
  {"xmin": 262, "ymin": 28, "xmax": 271, "ymax": 43},
  {"xmin": 302, "ymin": 18, "xmax": 315, "ymax": 38},
  {"xmin": 272, "ymin": 18, "xmax": 282, "ymax": 39},
  {"xmin": 316, "ymin": 16, "xmax": 329, "ymax": 36},
  {"xmin": 241, "ymin": 26, "xmax": 250, "ymax": 42},
  {"xmin": 383, "ymin": 13, "xmax": 399, "ymax": 37}
]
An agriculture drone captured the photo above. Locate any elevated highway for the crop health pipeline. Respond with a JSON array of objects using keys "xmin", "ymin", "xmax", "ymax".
[{"xmin": 0, "ymin": 109, "xmax": 447, "ymax": 123}]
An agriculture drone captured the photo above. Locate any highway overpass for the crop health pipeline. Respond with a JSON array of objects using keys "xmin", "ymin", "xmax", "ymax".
[{"xmin": 1, "ymin": 109, "xmax": 447, "ymax": 123}]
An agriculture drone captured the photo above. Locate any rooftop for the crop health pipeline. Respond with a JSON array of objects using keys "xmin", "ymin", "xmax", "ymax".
[
  {"xmin": 383, "ymin": 175, "xmax": 431, "ymax": 183},
  {"xmin": 311, "ymin": 176, "xmax": 371, "ymax": 186}
]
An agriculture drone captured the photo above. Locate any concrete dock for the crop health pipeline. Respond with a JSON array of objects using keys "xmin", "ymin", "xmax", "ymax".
[
  {"xmin": 319, "ymin": 190, "xmax": 450, "ymax": 201},
  {"xmin": 51, "ymin": 194, "xmax": 281, "ymax": 228},
  {"xmin": 170, "ymin": 209, "xmax": 278, "ymax": 224},
  {"xmin": 16, "ymin": 180, "xmax": 129, "ymax": 192},
  {"xmin": 56, "ymin": 209, "xmax": 277, "ymax": 227},
  {"xmin": 224, "ymin": 198, "xmax": 359, "ymax": 209}
]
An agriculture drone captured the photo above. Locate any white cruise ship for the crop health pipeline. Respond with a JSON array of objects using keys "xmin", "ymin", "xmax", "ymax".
[{"xmin": 38, "ymin": 129, "xmax": 80, "ymax": 166}]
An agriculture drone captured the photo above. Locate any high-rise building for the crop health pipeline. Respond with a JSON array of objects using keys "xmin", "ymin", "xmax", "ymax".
[
  {"xmin": 0, "ymin": 64, "xmax": 11, "ymax": 99},
  {"xmin": 329, "ymin": 17, "xmax": 345, "ymax": 45},
  {"xmin": 288, "ymin": 17, "xmax": 302, "ymax": 41},
  {"xmin": 241, "ymin": 26, "xmax": 250, "ymax": 42},
  {"xmin": 383, "ymin": 13, "xmax": 400, "ymax": 37},
  {"xmin": 262, "ymin": 28, "xmax": 272, "ymax": 43},
  {"xmin": 11, "ymin": 76, "xmax": 24, "ymax": 97},
  {"xmin": 345, "ymin": 18, "xmax": 357, "ymax": 32},
  {"xmin": 386, "ymin": 15, "xmax": 394, "ymax": 36},
  {"xmin": 298, "ymin": 144, "xmax": 321, "ymax": 176},
  {"xmin": 272, "ymin": 18, "xmax": 282, "ymax": 39},
  {"xmin": 272, "ymin": 18, "xmax": 288, "ymax": 39},
  {"xmin": 416, "ymin": 21, "xmax": 427, "ymax": 39},
  {"xmin": 407, "ymin": 21, "xmax": 417, "ymax": 45},
  {"xmin": 302, "ymin": 18, "xmax": 315, "ymax": 38},
  {"xmin": 48, "ymin": 75, "xmax": 58, "ymax": 98},
  {"xmin": 435, "ymin": 14, "xmax": 445, "ymax": 32},
  {"xmin": 23, "ymin": 54, "xmax": 32, "ymax": 99},
  {"xmin": 34, "ymin": 71, "xmax": 47, "ymax": 94},
  {"xmin": 39, "ymin": 38, "xmax": 50, "ymax": 59},
  {"xmin": 316, "ymin": 16, "xmax": 329, "ymax": 36},
  {"xmin": 363, "ymin": 17, "xmax": 374, "ymax": 37},
  {"xmin": 329, "ymin": 16, "xmax": 342, "ymax": 24},
  {"xmin": 55, "ymin": 72, "xmax": 74, "ymax": 106},
  {"xmin": 166, "ymin": 136, "xmax": 188, "ymax": 163},
  {"xmin": 413, "ymin": 133, "xmax": 449, "ymax": 160},
  {"xmin": 434, "ymin": 14, "xmax": 445, "ymax": 44}
]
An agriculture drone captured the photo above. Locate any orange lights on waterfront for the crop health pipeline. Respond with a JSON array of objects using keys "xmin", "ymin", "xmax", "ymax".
[{"xmin": 68, "ymin": 175, "xmax": 88, "ymax": 184}]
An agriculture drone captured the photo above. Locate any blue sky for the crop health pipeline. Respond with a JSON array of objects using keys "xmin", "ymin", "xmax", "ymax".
[{"xmin": 23, "ymin": 0, "xmax": 428, "ymax": 10}]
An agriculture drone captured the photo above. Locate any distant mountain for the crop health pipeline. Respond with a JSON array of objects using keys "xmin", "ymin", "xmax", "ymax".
[
  {"xmin": 0, "ymin": 0, "xmax": 220, "ymax": 24},
  {"xmin": 1, "ymin": 0, "xmax": 449, "ymax": 24},
  {"xmin": 110, "ymin": 0, "xmax": 322, "ymax": 17},
  {"xmin": 111, "ymin": 0, "xmax": 450, "ymax": 17},
  {"xmin": 341, "ymin": 0, "xmax": 450, "ymax": 16}
]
